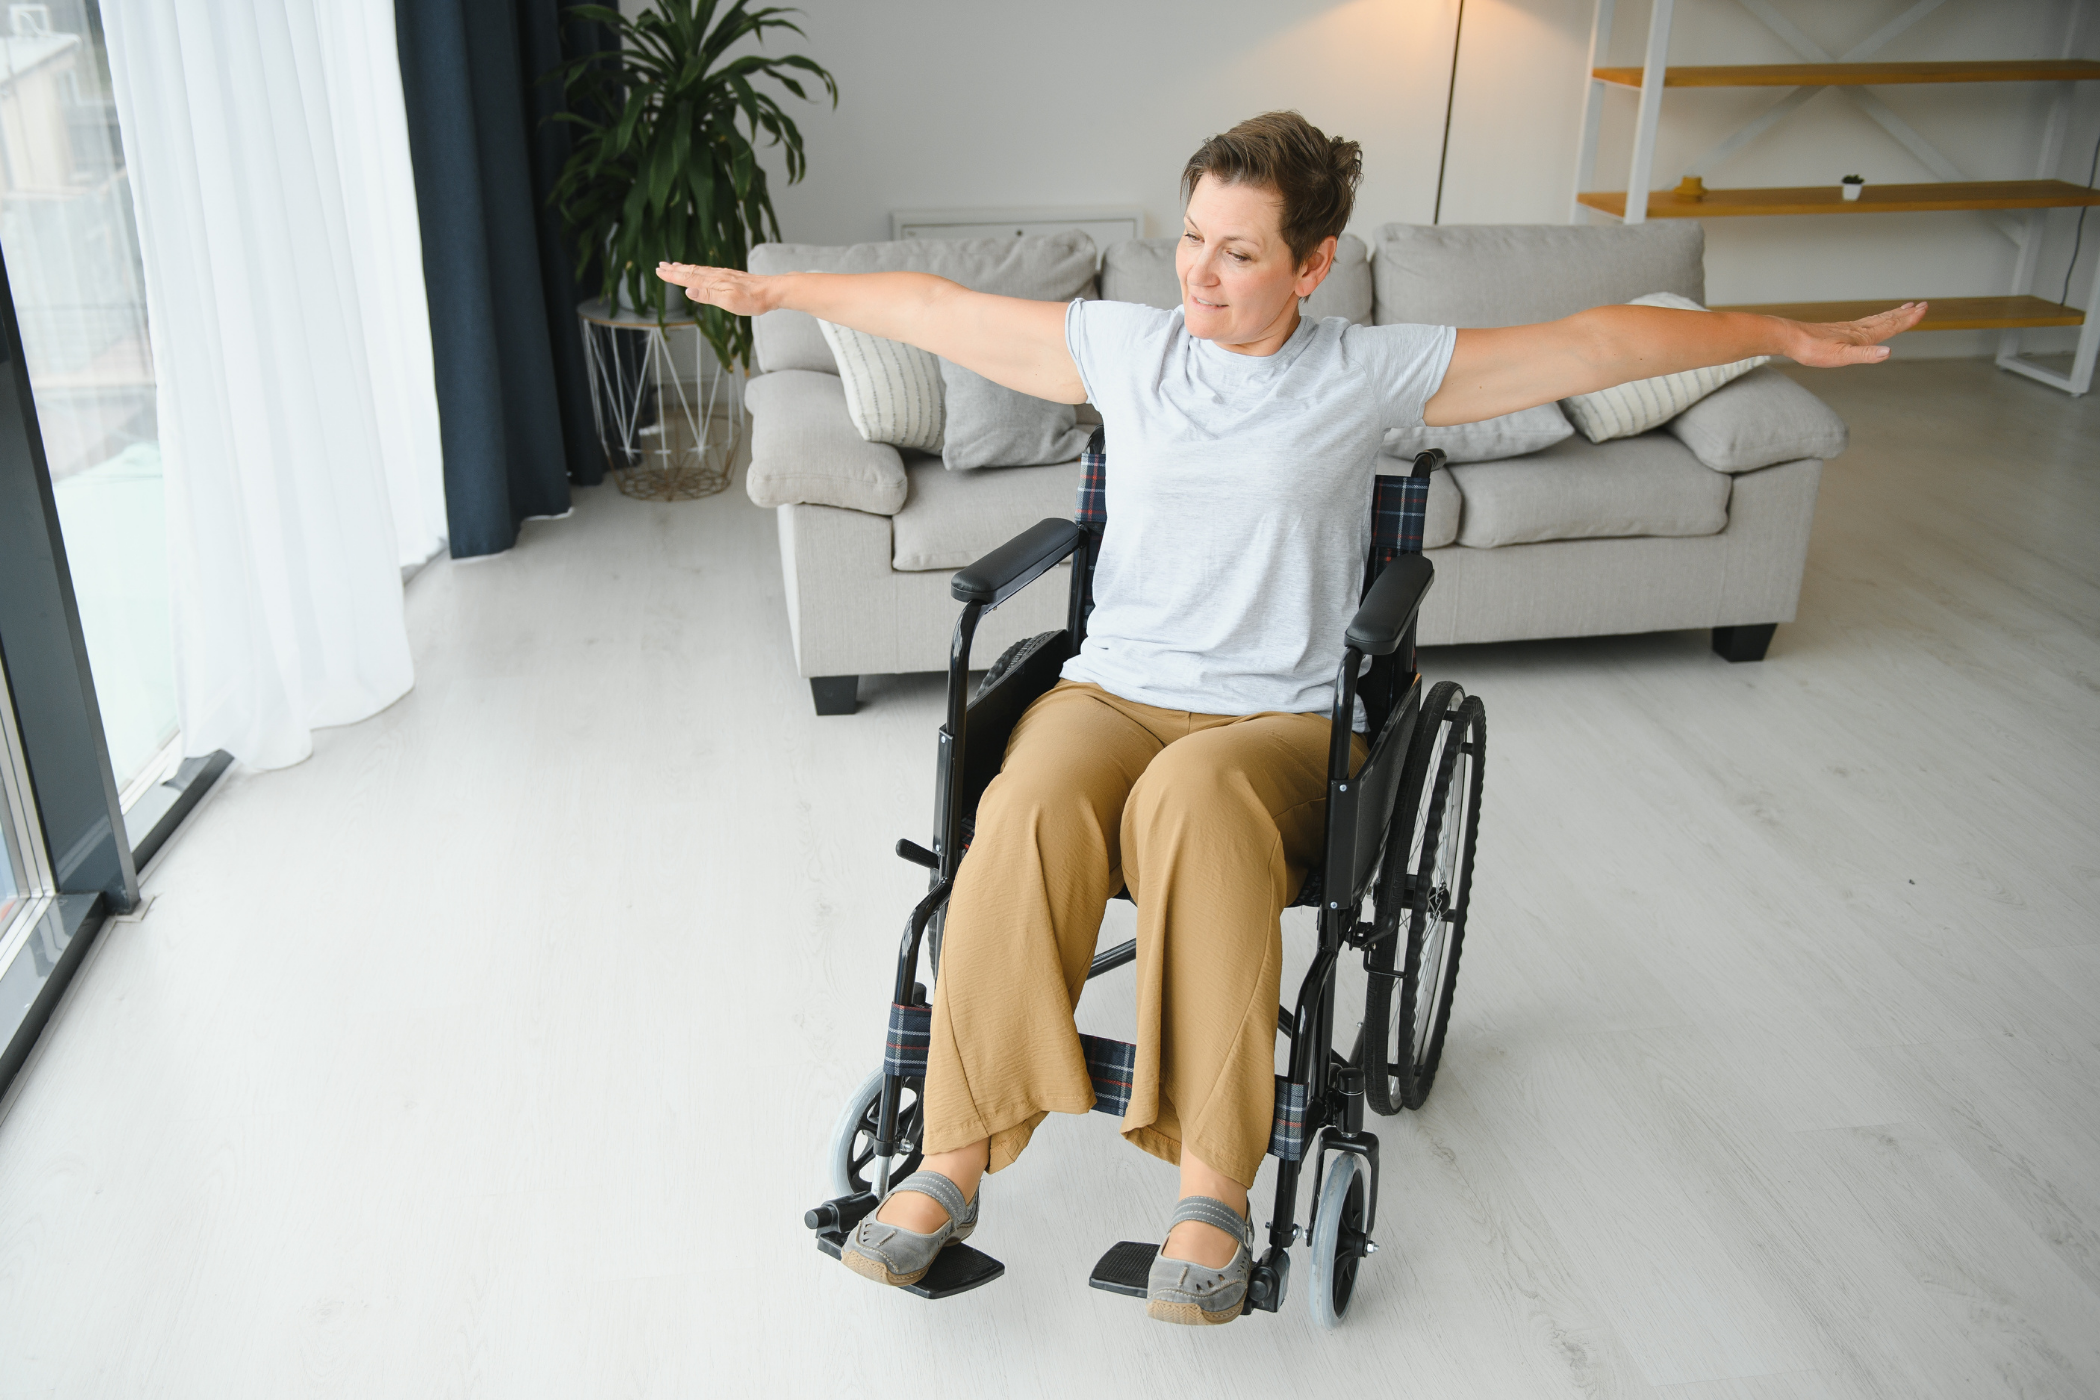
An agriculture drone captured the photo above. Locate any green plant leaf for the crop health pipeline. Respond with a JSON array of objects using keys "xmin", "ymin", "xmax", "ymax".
[{"xmin": 550, "ymin": 0, "xmax": 838, "ymax": 365}]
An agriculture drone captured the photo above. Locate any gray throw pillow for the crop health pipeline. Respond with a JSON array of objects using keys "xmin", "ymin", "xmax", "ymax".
[
  {"xmin": 1382, "ymin": 401, "xmax": 1573, "ymax": 464},
  {"xmin": 1665, "ymin": 366, "xmax": 1849, "ymax": 472},
  {"xmin": 938, "ymin": 357, "xmax": 1091, "ymax": 470}
]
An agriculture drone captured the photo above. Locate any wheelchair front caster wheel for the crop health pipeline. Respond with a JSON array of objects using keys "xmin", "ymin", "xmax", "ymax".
[
  {"xmin": 1307, "ymin": 1153, "xmax": 1372, "ymax": 1328},
  {"xmin": 826, "ymin": 1068, "xmax": 925, "ymax": 1198}
]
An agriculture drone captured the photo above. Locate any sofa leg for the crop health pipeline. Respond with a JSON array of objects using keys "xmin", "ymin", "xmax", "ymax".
[
  {"xmin": 1711, "ymin": 624, "xmax": 1777, "ymax": 663},
  {"xmin": 809, "ymin": 675, "xmax": 858, "ymax": 715}
]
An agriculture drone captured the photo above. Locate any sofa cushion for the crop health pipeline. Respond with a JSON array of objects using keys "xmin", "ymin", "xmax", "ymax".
[
  {"xmin": 1371, "ymin": 222, "xmax": 1704, "ymax": 327},
  {"xmin": 744, "ymin": 370, "xmax": 908, "ymax": 515},
  {"xmin": 1099, "ymin": 233, "xmax": 1373, "ymax": 324},
  {"xmin": 818, "ymin": 319, "xmax": 946, "ymax": 451},
  {"xmin": 1667, "ymin": 366, "xmax": 1849, "ymax": 472},
  {"xmin": 749, "ymin": 231, "xmax": 1099, "ymax": 374},
  {"xmin": 1448, "ymin": 431, "xmax": 1729, "ymax": 548},
  {"xmin": 939, "ymin": 357, "xmax": 1091, "ymax": 470},
  {"xmin": 892, "ymin": 455, "xmax": 1085, "ymax": 571},
  {"xmin": 1383, "ymin": 401, "xmax": 1573, "ymax": 464},
  {"xmin": 894, "ymin": 447, "xmax": 1445, "ymax": 571}
]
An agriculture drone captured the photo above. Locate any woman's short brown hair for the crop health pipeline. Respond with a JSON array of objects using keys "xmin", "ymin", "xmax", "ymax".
[{"xmin": 1181, "ymin": 111, "xmax": 1363, "ymax": 265}]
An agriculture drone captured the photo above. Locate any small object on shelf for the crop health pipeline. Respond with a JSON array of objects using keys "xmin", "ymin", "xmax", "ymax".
[
  {"xmin": 1570, "ymin": 1, "xmax": 2100, "ymax": 395},
  {"xmin": 1675, "ymin": 175, "xmax": 1707, "ymax": 201}
]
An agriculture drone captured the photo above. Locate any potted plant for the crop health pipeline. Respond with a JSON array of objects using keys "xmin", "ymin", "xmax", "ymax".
[{"xmin": 550, "ymin": 1, "xmax": 838, "ymax": 373}]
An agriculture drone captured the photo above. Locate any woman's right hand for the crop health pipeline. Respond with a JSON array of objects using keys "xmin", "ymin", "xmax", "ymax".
[{"xmin": 656, "ymin": 262, "xmax": 775, "ymax": 317}]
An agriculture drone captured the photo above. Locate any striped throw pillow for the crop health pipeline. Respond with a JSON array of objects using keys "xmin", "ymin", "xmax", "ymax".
[
  {"xmin": 1559, "ymin": 292, "xmax": 1768, "ymax": 443},
  {"xmin": 818, "ymin": 320, "xmax": 945, "ymax": 452}
]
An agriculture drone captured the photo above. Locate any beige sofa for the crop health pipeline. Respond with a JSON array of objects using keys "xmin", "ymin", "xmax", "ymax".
[{"xmin": 746, "ymin": 223, "xmax": 1847, "ymax": 714}]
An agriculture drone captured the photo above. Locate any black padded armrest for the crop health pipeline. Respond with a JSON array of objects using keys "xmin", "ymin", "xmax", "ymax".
[
  {"xmin": 951, "ymin": 518, "xmax": 1083, "ymax": 606},
  {"xmin": 1345, "ymin": 554, "xmax": 1434, "ymax": 656}
]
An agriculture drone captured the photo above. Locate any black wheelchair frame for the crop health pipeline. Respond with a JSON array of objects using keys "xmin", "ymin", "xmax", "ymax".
[{"xmin": 805, "ymin": 438, "xmax": 1486, "ymax": 1326}]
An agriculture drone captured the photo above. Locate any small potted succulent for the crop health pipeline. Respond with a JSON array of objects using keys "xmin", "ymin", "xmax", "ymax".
[{"xmin": 1841, "ymin": 174, "xmax": 1865, "ymax": 202}]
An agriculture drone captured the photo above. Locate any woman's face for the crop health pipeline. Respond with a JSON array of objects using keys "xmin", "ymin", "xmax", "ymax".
[{"xmin": 1176, "ymin": 173, "xmax": 1335, "ymax": 352}]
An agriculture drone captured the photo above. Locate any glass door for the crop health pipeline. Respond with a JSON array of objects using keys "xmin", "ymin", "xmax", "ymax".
[
  {"xmin": 0, "ymin": 1, "xmax": 175, "ymax": 800},
  {"xmin": 0, "ymin": 649, "xmax": 52, "ymax": 949}
]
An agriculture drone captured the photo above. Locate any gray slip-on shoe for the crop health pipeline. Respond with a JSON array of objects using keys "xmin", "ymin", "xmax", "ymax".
[
  {"xmin": 1147, "ymin": 1195, "xmax": 1254, "ymax": 1325},
  {"xmin": 840, "ymin": 1170, "xmax": 979, "ymax": 1287}
]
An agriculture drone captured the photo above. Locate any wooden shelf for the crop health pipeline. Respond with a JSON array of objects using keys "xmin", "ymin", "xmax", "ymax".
[
  {"xmin": 1710, "ymin": 296, "xmax": 2085, "ymax": 330},
  {"xmin": 1577, "ymin": 179, "xmax": 2100, "ymax": 218},
  {"xmin": 1594, "ymin": 59, "xmax": 2100, "ymax": 88}
]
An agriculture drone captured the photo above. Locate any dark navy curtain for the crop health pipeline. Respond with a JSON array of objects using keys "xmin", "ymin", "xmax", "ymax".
[{"xmin": 394, "ymin": 0, "xmax": 613, "ymax": 558}]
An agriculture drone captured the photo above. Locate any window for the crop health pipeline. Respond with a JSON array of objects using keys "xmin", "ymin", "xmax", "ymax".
[
  {"xmin": 0, "ymin": 648, "xmax": 55, "ymax": 977},
  {"xmin": 0, "ymin": 0, "xmax": 174, "ymax": 799}
]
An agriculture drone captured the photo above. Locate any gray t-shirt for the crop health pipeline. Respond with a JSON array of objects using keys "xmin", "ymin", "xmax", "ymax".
[{"xmin": 1061, "ymin": 299, "xmax": 1455, "ymax": 716}]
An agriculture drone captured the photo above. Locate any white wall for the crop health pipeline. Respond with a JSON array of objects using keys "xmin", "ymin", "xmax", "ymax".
[
  {"xmin": 724, "ymin": 0, "xmax": 1466, "ymax": 241},
  {"xmin": 645, "ymin": 0, "xmax": 2100, "ymax": 358}
]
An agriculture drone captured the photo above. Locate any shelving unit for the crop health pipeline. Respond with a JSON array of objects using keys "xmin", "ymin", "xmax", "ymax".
[{"xmin": 1572, "ymin": 0, "xmax": 2100, "ymax": 395}]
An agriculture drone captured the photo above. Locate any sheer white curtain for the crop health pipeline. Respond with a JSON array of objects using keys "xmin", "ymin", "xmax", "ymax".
[{"xmin": 103, "ymin": 0, "xmax": 446, "ymax": 770}]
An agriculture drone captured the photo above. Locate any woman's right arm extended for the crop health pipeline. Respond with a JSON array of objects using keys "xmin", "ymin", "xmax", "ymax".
[{"xmin": 657, "ymin": 262, "xmax": 1087, "ymax": 404}]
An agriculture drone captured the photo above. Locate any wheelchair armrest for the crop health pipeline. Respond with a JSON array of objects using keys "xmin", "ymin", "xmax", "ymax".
[
  {"xmin": 1345, "ymin": 554, "xmax": 1434, "ymax": 656},
  {"xmin": 951, "ymin": 518, "xmax": 1083, "ymax": 606}
]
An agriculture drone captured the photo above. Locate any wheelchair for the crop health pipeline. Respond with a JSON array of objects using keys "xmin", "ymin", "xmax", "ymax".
[{"xmin": 804, "ymin": 434, "xmax": 1487, "ymax": 1328}]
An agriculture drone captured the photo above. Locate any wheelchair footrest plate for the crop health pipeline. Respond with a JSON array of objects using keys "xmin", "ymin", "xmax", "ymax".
[
  {"xmin": 1088, "ymin": 1241, "xmax": 1159, "ymax": 1299},
  {"xmin": 814, "ymin": 1229, "xmax": 1007, "ymax": 1300}
]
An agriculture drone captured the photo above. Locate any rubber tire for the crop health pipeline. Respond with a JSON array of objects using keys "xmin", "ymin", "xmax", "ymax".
[
  {"xmin": 974, "ymin": 631, "xmax": 1058, "ymax": 703},
  {"xmin": 1361, "ymin": 681, "xmax": 1463, "ymax": 1115},
  {"xmin": 826, "ymin": 1068, "xmax": 926, "ymax": 1199},
  {"xmin": 1307, "ymin": 1153, "xmax": 1368, "ymax": 1329},
  {"xmin": 1389, "ymin": 695, "xmax": 1485, "ymax": 1109}
]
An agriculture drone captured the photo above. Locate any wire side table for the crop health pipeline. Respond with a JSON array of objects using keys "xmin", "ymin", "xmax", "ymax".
[{"xmin": 577, "ymin": 298, "xmax": 745, "ymax": 500}]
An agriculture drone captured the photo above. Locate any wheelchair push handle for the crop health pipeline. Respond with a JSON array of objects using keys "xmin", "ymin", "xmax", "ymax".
[{"xmin": 1410, "ymin": 448, "xmax": 1447, "ymax": 479}]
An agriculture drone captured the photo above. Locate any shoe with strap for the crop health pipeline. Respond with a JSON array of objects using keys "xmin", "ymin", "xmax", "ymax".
[
  {"xmin": 839, "ymin": 1170, "xmax": 979, "ymax": 1288},
  {"xmin": 1146, "ymin": 1195, "xmax": 1253, "ymax": 1325}
]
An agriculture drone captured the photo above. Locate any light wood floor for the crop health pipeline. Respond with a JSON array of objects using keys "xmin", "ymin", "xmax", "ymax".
[{"xmin": 0, "ymin": 359, "xmax": 2094, "ymax": 1398}]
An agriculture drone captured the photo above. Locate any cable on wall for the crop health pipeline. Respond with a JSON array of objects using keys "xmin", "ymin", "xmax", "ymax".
[
  {"xmin": 2060, "ymin": 123, "xmax": 2100, "ymax": 309},
  {"xmin": 1432, "ymin": 0, "xmax": 1467, "ymax": 225}
]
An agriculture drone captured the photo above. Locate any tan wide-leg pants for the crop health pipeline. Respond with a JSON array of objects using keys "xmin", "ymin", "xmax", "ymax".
[{"xmin": 923, "ymin": 680, "xmax": 1364, "ymax": 1188}]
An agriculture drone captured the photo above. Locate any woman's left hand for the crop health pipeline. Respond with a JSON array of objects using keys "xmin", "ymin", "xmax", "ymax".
[{"xmin": 1783, "ymin": 301, "xmax": 1929, "ymax": 367}]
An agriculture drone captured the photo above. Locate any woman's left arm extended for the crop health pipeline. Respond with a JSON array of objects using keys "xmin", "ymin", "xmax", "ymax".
[{"xmin": 1423, "ymin": 301, "xmax": 1928, "ymax": 427}]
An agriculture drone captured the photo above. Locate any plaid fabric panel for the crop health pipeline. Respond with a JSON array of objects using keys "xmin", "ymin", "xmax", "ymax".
[
  {"xmin": 1371, "ymin": 473, "xmax": 1428, "ymax": 567},
  {"xmin": 1012, "ymin": 1031, "xmax": 1306, "ymax": 1155},
  {"xmin": 1079, "ymin": 1033, "xmax": 1136, "ymax": 1116},
  {"xmin": 883, "ymin": 1002, "xmax": 932, "ymax": 1079},
  {"xmin": 1269, "ymin": 1078, "xmax": 1309, "ymax": 1161},
  {"xmin": 1075, "ymin": 433, "xmax": 1107, "ymax": 525}
]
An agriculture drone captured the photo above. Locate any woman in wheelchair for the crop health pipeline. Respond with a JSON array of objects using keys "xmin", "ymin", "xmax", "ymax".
[{"xmin": 661, "ymin": 113, "xmax": 1917, "ymax": 1326}]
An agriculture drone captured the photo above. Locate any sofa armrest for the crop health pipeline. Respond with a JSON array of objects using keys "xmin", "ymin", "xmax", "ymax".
[
  {"xmin": 1667, "ymin": 366, "xmax": 1849, "ymax": 473},
  {"xmin": 745, "ymin": 369, "xmax": 908, "ymax": 515}
]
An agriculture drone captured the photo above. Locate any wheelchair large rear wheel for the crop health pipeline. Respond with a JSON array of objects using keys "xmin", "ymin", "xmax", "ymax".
[
  {"xmin": 1363, "ymin": 687, "xmax": 1485, "ymax": 1114},
  {"xmin": 827, "ymin": 1068, "xmax": 925, "ymax": 1198}
]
